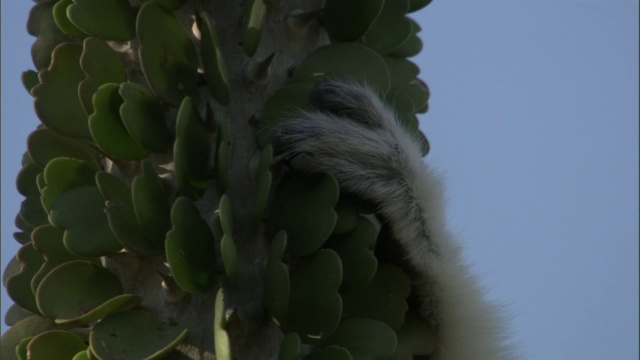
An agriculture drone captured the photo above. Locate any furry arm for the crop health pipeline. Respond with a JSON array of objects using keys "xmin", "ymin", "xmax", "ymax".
[{"xmin": 271, "ymin": 78, "xmax": 515, "ymax": 360}]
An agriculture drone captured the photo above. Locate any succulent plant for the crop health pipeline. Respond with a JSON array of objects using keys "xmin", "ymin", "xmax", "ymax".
[{"xmin": 2, "ymin": 0, "xmax": 433, "ymax": 359}]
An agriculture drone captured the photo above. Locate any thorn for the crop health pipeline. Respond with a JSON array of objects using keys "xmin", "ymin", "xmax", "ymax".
[{"xmin": 244, "ymin": 52, "xmax": 275, "ymax": 85}]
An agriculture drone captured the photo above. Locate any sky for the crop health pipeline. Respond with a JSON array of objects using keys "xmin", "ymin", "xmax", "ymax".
[{"xmin": 2, "ymin": 1, "xmax": 638, "ymax": 359}]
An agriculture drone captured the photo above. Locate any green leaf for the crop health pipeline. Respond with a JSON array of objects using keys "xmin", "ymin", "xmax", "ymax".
[
  {"xmin": 0, "ymin": 316, "xmax": 57, "ymax": 360},
  {"xmin": 408, "ymin": 0, "xmax": 432, "ymax": 13},
  {"xmin": 139, "ymin": 0, "xmax": 186, "ymax": 11},
  {"xmin": 27, "ymin": 2, "xmax": 73, "ymax": 70},
  {"xmin": 137, "ymin": 2, "xmax": 199, "ymax": 105},
  {"xmin": 22, "ymin": 70, "xmax": 40, "ymax": 94},
  {"xmin": 387, "ymin": 309, "xmax": 437, "ymax": 359},
  {"xmin": 5, "ymin": 243, "xmax": 45, "ymax": 314},
  {"xmin": 389, "ymin": 19, "xmax": 422, "ymax": 58},
  {"xmin": 32, "ymin": 43, "xmax": 90, "ymax": 139},
  {"xmin": 293, "ymin": 43, "xmax": 391, "ymax": 94},
  {"xmin": 89, "ymin": 83, "xmax": 151, "ymax": 160},
  {"xmin": 90, "ymin": 309, "xmax": 188, "ymax": 360},
  {"xmin": 67, "ymin": 0, "xmax": 137, "ymax": 41},
  {"xmin": 96, "ymin": 172, "xmax": 159, "ymax": 254},
  {"xmin": 304, "ymin": 346, "xmax": 352, "ymax": 360},
  {"xmin": 30, "ymin": 225, "xmax": 99, "ymax": 293},
  {"xmin": 214, "ymin": 289, "xmax": 232, "ymax": 360},
  {"xmin": 174, "ymin": 97, "xmax": 211, "ymax": 199},
  {"xmin": 198, "ymin": 11, "xmax": 230, "ymax": 105},
  {"xmin": 362, "ymin": 0, "xmax": 413, "ymax": 55},
  {"xmin": 323, "ymin": 0, "xmax": 384, "ymax": 42},
  {"xmin": 256, "ymin": 82, "xmax": 314, "ymax": 147},
  {"xmin": 53, "ymin": 0, "xmax": 89, "ymax": 39},
  {"xmin": 327, "ymin": 215, "xmax": 380, "ymax": 292},
  {"xmin": 27, "ymin": 128, "xmax": 101, "ymax": 171},
  {"xmin": 41, "ymin": 158, "xmax": 97, "ymax": 213},
  {"xmin": 282, "ymin": 250, "xmax": 343, "ymax": 343},
  {"xmin": 48, "ymin": 186, "xmax": 123, "ymax": 257},
  {"xmin": 215, "ymin": 111, "xmax": 230, "ymax": 193},
  {"xmin": 332, "ymin": 195, "xmax": 376, "ymax": 235},
  {"xmin": 265, "ymin": 231, "xmax": 289, "ymax": 321},
  {"xmin": 18, "ymin": 196, "xmax": 49, "ymax": 229},
  {"xmin": 35, "ymin": 260, "xmax": 132, "ymax": 325},
  {"xmin": 267, "ymin": 174, "xmax": 339, "ymax": 256},
  {"xmin": 4, "ymin": 304, "xmax": 35, "ymax": 327},
  {"xmin": 242, "ymin": 0, "xmax": 267, "ymax": 56},
  {"xmin": 131, "ymin": 161, "xmax": 172, "ymax": 245},
  {"xmin": 219, "ymin": 195, "xmax": 238, "ymax": 285},
  {"xmin": 278, "ymin": 333, "xmax": 301, "ymax": 360},
  {"xmin": 318, "ymin": 318, "xmax": 397, "ymax": 359},
  {"xmin": 166, "ymin": 197, "xmax": 217, "ymax": 293},
  {"xmin": 72, "ymin": 350, "xmax": 91, "ymax": 360},
  {"xmin": 78, "ymin": 37, "xmax": 127, "ymax": 114},
  {"xmin": 16, "ymin": 162, "xmax": 43, "ymax": 198},
  {"xmin": 383, "ymin": 57, "xmax": 420, "ymax": 88},
  {"xmin": 16, "ymin": 336, "xmax": 33, "ymax": 360},
  {"xmin": 387, "ymin": 81, "xmax": 429, "ymax": 118},
  {"xmin": 342, "ymin": 264, "xmax": 411, "ymax": 331},
  {"xmin": 119, "ymin": 82, "xmax": 172, "ymax": 152}
]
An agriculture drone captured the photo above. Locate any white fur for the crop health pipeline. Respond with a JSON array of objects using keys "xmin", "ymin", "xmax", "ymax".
[{"xmin": 271, "ymin": 79, "xmax": 516, "ymax": 360}]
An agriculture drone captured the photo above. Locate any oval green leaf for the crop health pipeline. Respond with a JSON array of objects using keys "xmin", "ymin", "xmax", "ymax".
[
  {"xmin": 78, "ymin": 37, "xmax": 127, "ymax": 114},
  {"xmin": 119, "ymin": 82, "xmax": 172, "ymax": 152},
  {"xmin": 199, "ymin": 11, "xmax": 230, "ymax": 105},
  {"xmin": 67, "ymin": 0, "xmax": 137, "ymax": 41},
  {"xmin": 174, "ymin": 97, "xmax": 211, "ymax": 199},
  {"xmin": 35, "ymin": 260, "xmax": 123, "ymax": 322},
  {"xmin": 283, "ymin": 249, "xmax": 343, "ymax": 343},
  {"xmin": 137, "ymin": 2, "xmax": 199, "ymax": 105},
  {"xmin": 293, "ymin": 43, "xmax": 390, "ymax": 94},
  {"xmin": 32, "ymin": 43, "xmax": 90, "ymax": 139},
  {"xmin": 131, "ymin": 161, "xmax": 172, "ymax": 245},
  {"xmin": 90, "ymin": 309, "xmax": 188, "ymax": 360},
  {"xmin": 5, "ymin": 243, "xmax": 45, "ymax": 314},
  {"xmin": 48, "ymin": 186, "xmax": 123, "ymax": 257},
  {"xmin": 323, "ymin": 0, "xmax": 384, "ymax": 42},
  {"xmin": 27, "ymin": 330, "xmax": 87, "ymax": 360},
  {"xmin": 89, "ymin": 83, "xmax": 151, "ymax": 160},
  {"xmin": 165, "ymin": 197, "xmax": 216, "ymax": 293},
  {"xmin": 266, "ymin": 174, "xmax": 339, "ymax": 256},
  {"xmin": 318, "ymin": 318, "xmax": 397, "ymax": 358},
  {"xmin": 27, "ymin": 128, "xmax": 101, "ymax": 171}
]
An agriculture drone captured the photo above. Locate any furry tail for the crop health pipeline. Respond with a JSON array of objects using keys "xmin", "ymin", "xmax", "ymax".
[{"xmin": 271, "ymin": 78, "xmax": 517, "ymax": 360}]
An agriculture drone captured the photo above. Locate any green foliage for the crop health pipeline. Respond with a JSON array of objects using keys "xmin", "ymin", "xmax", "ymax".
[
  {"xmin": 242, "ymin": 0, "xmax": 267, "ymax": 56},
  {"xmin": 89, "ymin": 309, "xmax": 188, "ymax": 359},
  {"xmin": 166, "ymin": 197, "xmax": 217, "ymax": 294},
  {"xmin": 78, "ymin": 37, "xmax": 127, "ymax": 114},
  {"xmin": 266, "ymin": 174, "xmax": 339, "ymax": 256},
  {"xmin": 214, "ymin": 289, "xmax": 232, "ymax": 360},
  {"xmin": 137, "ymin": 2, "xmax": 198, "ymax": 105},
  {"xmin": 32, "ymin": 43, "xmax": 90, "ymax": 139},
  {"xmin": 198, "ymin": 12, "xmax": 230, "ymax": 105},
  {"xmin": 3, "ymin": 0, "xmax": 436, "ymax": 358},
  {"xmin": 26, "ymin": 330, "xmax": 87, "ymax": 360},
  {"xmin": 174, "ymin": 97, "xmax": 212, "ymax": 199},
  {"xmin": 89, "ymin": 83, "xmax": 151, "ymax": 160}
]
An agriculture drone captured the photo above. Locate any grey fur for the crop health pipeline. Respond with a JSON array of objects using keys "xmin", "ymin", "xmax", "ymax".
[{"xmin": 271, "ymin": 78, "xmax": 516, "ymax": 360}]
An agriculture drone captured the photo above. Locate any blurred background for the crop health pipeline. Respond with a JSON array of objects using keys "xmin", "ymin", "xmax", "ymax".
[{"xmin": 2, "ymin": 1, "xmax": 638, "ymax": 359}]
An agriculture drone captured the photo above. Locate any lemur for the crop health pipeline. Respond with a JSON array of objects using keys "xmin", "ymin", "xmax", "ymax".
[{"xmin": 271, "ymin": 78, "xmax": 516, "ymax": 360}]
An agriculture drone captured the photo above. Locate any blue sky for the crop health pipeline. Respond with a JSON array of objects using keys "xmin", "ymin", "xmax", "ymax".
[{"xmin": 2, "ymin": 1, "xmax": 638, "ymax": 359}]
